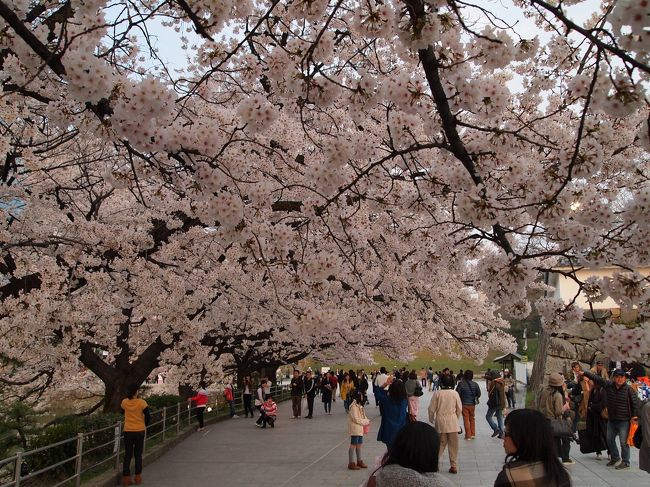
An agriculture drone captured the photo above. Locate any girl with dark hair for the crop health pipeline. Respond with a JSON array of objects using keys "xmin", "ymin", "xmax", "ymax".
[
  {"xmin": 494, "ymin": 409, "xmax": 571, "ymax": 487},
  {"xmin": 366, "ymin": 421, "xmax": 456, "ymax": 487},
  {"xmin": 428, "ymin": 373, "xmax": 462, "ymax": 474},
  {"xmin": 121, "ymin": 384, "xmax": 151, "ymax": 486},
  {"xmin": 243, "ymin": 376, "xmax": 255, "ymax": 418},
  {"xmin": 375, "ymin": 375, "xmax": 409, "ymax": 448},
  {"xmin": 347, "ymin": 390, "xmax": 371, "ymax": 470}
]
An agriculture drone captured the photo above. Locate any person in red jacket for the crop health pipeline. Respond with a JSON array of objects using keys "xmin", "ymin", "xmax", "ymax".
[
  {"xmin": 188, "ymin": 382, "xmax": 209, "ymax": 431},
  {"xmin": 260, "ymin": 395, "xmax": 277, "ymax": 428}
]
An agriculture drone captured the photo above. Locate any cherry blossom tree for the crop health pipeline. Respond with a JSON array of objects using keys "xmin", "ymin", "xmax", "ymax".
[{"xmin": 1, "ymin": 0, "xmax": 649, "ymax": 407}]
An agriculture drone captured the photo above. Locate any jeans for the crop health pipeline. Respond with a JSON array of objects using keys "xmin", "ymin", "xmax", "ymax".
[
  {"xmin": 228, "ymin": 400, "xmax": 236, "ymax": 417},
  {"xmin": 486, "ymin": 406, "xmax": 504, "ymax": 434},
  {"xmin": 123, "ymin": 431, "xmax": 144, "ymax": 475},
  {"xmin": 607, "ymin": 419, "xmax": 630, "ymax": 463},
  {"xmin": 343, "ymin": 399, "xmax": 349, "ymax": 412},
  {"xmin": 507, "ymin": 389, "xmax": 516, "ymax": 408}
]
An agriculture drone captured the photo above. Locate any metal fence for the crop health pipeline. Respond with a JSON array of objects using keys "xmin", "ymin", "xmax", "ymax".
[{"xmin": 0, "ymin": 383, "xmax": 290, "ymax": 487}]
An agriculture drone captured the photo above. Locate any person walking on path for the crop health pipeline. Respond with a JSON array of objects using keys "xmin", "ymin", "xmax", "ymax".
[
  {"xmin": 428, "ymin": 373, "xmax": 462, "ymax": 474},
  {"xmin": 419, "ymin": 368, "xmax": 427, "ymax": 388},
  {"xmin": 290, "ymin": 369, "xmax": 304, "ymax": 418},
  {"xmin": 366, "ymin": 421, "xmax": 456, "ymax": 487},
  {"xmin": 539, "ymin": 372, "xmax": 573, "ymax": 465},
  {"xmin": 242, "ymin": 376, "xmax": 255, "ymax": 418},
  {"xmin": 494, "ymin": 408, "xmax": 571, "ymax": 487},
  {"xmin": 585, "ymin": 378, "xmax": 609, "ymax": 459},
  {"xmin": 405, "ymin": 370, "xmax": 421, "ymax": 422},
  {"xmin": 580, "ymin": 368, "xmax": 641, "ymax": 469},
  {"xmin": 427, "ymin": 367, "xmax": 434, "ymax": 391},
  {"xmin": 330, "ymin": 372, "xmax": 339, "ymax": 403},
  {"xmin": 341, "ymin": 373, "xmax": 355, "ymax": 413},
  {"xmin": 121, "ymin": 384, "xmax": 151, "ymax": 486},
  {"xmin": 321, "ymin": 371, "xmax": 334, "ymax": 414},
  {"xmin": 486, "ymin": 370, "xmax": 507, "ymax": 439},
  {"xmin": 188, "ymin": 382, "xmax": 208, "ymax": 431},
  {"xmin": 347, "ymin": 390, "xmax": 371, "ymax": 470},
  {"xmin": 375, "ymin": 375, "xmax": 408, "ymax": 448},
  {"xmin": 640, "ymin": 400, "xmax": 650, "ymax": 474},
  {"xmin": 303, "ymin": 369, "xmax": 317, "ymax": 418},
  {"xmin": 456, "ymin": 370, "xmax": 481, "ymax": 440},
  {"xmin": 503, "ymin": 371, "xmax": 516, "ymax": 409},
  {"xmin": 224, "ymin": 382, "xmax": 238, "ymax": 418}
]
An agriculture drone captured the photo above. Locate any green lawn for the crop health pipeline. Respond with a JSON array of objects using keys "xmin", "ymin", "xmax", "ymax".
[{"xmin": 310, "ymin": 349, "xmax": 504, "ymax": 375}]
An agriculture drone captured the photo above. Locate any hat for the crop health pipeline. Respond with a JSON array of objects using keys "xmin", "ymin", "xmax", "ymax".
[
  {"xmin": 612, "ymin": 369, "xmax": 626, "ymax": 377},
  {"xmin": 488, "ymin": 370, "xmax": 501, "ymax": 380},
  {"xmin": 548, "ymin": 372, "xmax": 564, "ymax": 387}
]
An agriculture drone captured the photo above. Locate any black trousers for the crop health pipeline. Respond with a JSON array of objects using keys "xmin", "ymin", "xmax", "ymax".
[
  {"xmin": 306, "ymin": 395, "xmax": 315, "ymax": 417},
  {"xmin": 555, "ymin": 436, "xmax": 570, "ymax": 462},
  {"xmin": 123, "ymin": 431, "xmax": 145, "ymax": 475},
  {"xmin": 243, "ymin": 394, "xmax": 254, "ymax": 417},
  {"xmin": 195, "ymin": 407, "xmax": 204, "ymax": 428}
]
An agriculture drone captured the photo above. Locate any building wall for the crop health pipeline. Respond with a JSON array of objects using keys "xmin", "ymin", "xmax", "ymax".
[{"xmin": 551, "ymin": 266, "xmax": 650, "ymax": 311}]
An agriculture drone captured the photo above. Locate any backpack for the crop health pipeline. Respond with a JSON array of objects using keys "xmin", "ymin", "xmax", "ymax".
[
  {"xmin": 487, "ymin": 385, "xmax": 498, "ymax": 408},
  {"xmin": 414, "ymin": 383, "xmax": 424, "ymax": 397},
  {"xmin": 224, "ymin": 387, "xmax": 233, "ymax": 402}
]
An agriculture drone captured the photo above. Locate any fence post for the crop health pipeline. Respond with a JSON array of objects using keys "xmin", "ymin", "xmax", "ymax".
[
  {"xmin": 74, "ymin": 433, "xmax": 83, "ymax": 487},
  {"xmin": 14, "ymin": 451, "xmax": 22, "ymax": 487},
  {"xmin": 188, "ymin": 403, "xmax": 191, "ymax": 426},
  {"xmin": 114, "ymin": 422, "xmax": 122, "ymax": 472},
  {"xmin": 176, "ymin": 403, "xmax": 181, "ymax": 435},
  {"xmin": 162, "ymin": 407, "xmax": 167, "ymax": 442}
]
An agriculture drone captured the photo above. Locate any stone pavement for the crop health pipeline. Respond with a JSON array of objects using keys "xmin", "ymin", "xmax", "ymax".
[{"xmin": 143, "ymin": 382, "xmax": 645, "ymax": 487}]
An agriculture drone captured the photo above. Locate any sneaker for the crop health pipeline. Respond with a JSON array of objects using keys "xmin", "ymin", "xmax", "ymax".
[
  {"xmin": 607, "ymin": 459, "xmax": 620, "ymax": 467},
  {"xmin": 255, "ymin": 423, "xmax": 262, "ymax": 428},
  {"xmin": 232, "ymin": 415, "xmax": 239, "ymax": 419},
  {"xmin": 596, "ymin": 453, "xmax": 602, "ymax": 460},
  {"xmin": 347, "ymin": 462, "xmax": 360, "ymax": 470},
  {"xmin": 497, "ymin": 433, "xmax": 504, "ymax": 439},
  {"xmin": 562, "ymin": 459, "xmax": 575, "ymax": 465},
  {"xmin": 615, "ymin": 462, "xmax": 630, "ymax": 470},
  {"xmin": 356, "ymin": 461, "xmax": 367, "ymax": 469},
  {"xmin": 471, "ymin": 436, "xmax": 476, "ymax": 439},
  {"xmin": 448, "ymin": 466, "xmax": 458, "ymax": 474},
  {"xmin": 491, "ymin": 430, "xmax": 499, "ymax": 438}
]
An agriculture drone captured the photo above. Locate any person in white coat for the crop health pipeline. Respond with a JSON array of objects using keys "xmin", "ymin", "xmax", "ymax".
[{"xmin": 428, "ymin": 373, "xmax": 462, "ymax": 474}]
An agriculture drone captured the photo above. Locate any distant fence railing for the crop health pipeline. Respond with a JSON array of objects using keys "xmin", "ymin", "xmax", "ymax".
[{"xmin": 0, "ymin": 383, "xmax": 290, "ymax": 487}]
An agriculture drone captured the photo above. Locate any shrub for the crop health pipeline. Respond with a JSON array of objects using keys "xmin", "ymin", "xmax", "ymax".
[{"xmin": 27, "ymin": 413, "xmax": 121, "ymax": 479}]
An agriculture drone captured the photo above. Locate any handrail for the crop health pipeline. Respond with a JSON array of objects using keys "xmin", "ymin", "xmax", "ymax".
[{"xmin": 0, "ymin": 382, "xmax": 290, "ymax": 486}]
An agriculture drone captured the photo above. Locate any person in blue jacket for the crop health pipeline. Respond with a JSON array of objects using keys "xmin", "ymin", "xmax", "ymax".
[{"xmin": 375, "ymin": 375, "xmax": 408, "ymax": 447}]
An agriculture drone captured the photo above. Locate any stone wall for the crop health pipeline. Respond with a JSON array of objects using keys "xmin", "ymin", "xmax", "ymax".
[{"xmin": 530, "ymin": 321, "xmax": 648, "ymax": 407}]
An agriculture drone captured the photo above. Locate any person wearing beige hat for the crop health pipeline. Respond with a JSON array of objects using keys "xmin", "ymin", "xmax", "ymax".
[{"xmin": 539, "ymin": 373, "xmax": 574, "ymax": 465}]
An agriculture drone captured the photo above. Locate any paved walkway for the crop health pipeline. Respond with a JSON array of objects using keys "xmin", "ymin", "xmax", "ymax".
[{"xmin": 144, "ymin": 383, "xmax": 644, "ymax": 487}]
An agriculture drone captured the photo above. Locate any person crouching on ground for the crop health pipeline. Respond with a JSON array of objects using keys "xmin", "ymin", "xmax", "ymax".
[
  {"xmin": 494, "ymin": 408, "xmax": 571, "ymax": 487},
  {"xmin": 366, "ymin": 421, "xmax": 456, "ymax": 487},
  {"xmin": 121, "ymin": 384, "xmax": 151, "ymax": 486},
  {"xmin": 260, "ymin": 394, "xmax": 277, "ymax": 428},
  {"xmin": 347, "ymin": 390, "xmax": 371, "ymax": 470},
  {"xmin": 428, "ymin": 373, "xmax": 462, "ymax": 474}
]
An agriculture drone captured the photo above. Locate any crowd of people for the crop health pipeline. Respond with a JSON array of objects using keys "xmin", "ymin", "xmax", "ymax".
[{"xmin": 119, "ymin": 360, "xmax": 650, "ymax": 486}]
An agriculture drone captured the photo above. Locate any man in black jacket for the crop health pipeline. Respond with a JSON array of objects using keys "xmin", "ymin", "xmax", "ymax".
[
  {"xmin": 290, "ymin": 369, "xmax": 304, "ymax": 418},
  {"xmin": 581, "ymin": 368, "xmax": 640, "ymax": 469},
  {"xmin": 303, "ymin": 370, "xmax": 317, "ymax": 418}
]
